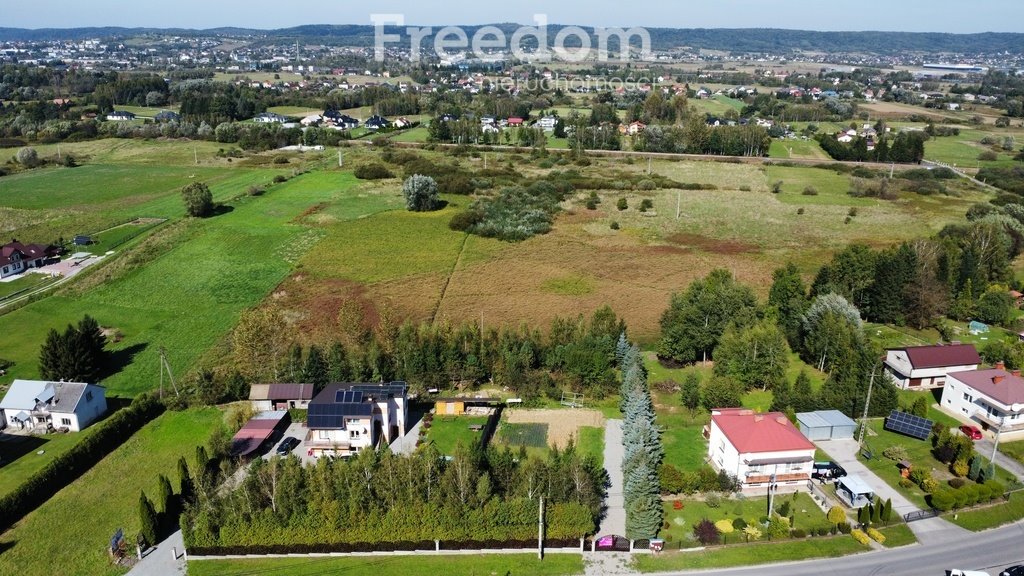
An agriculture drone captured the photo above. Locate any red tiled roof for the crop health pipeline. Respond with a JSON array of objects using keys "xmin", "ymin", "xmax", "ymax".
[
  {"xmin": 948, "ymin": 369, "xmax": 1024, "ymax": 407},
  {"xmin": 712, "ymin": 409, "xmax": 814, "ymax": 454},
  {"xmin": 900, "ymin": 344, "xmax": 980, "ymax": 370}
]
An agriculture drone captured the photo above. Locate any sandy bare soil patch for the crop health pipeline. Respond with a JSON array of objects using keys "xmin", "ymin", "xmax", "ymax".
[{"xmin": 505, "ymin": 408, "xmax": 605, "ymax": 448}]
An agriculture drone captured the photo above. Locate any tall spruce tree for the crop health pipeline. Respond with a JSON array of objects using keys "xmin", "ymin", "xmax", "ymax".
[
  {"xmin": 139, "ymin": 491, "xmax": 158, "ymax": 546},
  {"xmin": 620, "ymin": 341, "xmax": 664, "ymax": 539}
]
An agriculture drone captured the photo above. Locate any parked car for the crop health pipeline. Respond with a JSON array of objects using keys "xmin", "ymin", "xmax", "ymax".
[
  {"xmin": 948, "ymin": 570, "xmax": 991, "ymax": 576},
  {"xmin": 959, "ymin": 424, "xmax": 983, "ymax": 440},
  {"xmin": 811, "ymin": 461, "xmax": 847, "ymax": 481},
  {"xmin": 276, "ymin": 436, "xmax": 300, "ymax": 455},
  {"xmin": 1000, "ymin": 566, "xmax": 1024, "ymax": 576}
]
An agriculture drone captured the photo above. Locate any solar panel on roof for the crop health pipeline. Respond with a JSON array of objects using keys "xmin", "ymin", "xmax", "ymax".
[{"xmin": 884, "ymin": 410, "xmax": 933, "ymax": 440}]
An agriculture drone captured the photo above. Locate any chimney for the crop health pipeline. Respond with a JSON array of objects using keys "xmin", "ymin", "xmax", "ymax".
[
  {"xmin": 996, "ymin": 361, "xmax": 1006, "ymax": 371},
  {"xmin": 754, "ymin": 414, "xmax": 764, "ymax": 422},
  {"xmin": 1014, "ymin": 369, "xmax": 1022, "ymax": 378},
  {"xmin": 776, "ymin": 416, "xmax": 788, "ymax": 425},
  {"xmin": 993, "ymin": 375, "xmax": 1005, "ymax": 385}
]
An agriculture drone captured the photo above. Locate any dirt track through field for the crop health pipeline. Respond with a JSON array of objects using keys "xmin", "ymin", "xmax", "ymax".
[{"xmin": 505, "ymin": 408, "xmax": 605, "ymax": 448}]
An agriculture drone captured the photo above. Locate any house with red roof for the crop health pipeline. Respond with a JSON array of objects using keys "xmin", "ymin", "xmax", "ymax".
[
  {"xmin": 706, "ymin": 408, "xmax": 816, "ymax": 494},
  {"xmin": 884, "ymin": 344, "xmax": 981, "ymax": 390},
  {"xmin": 941, "ymin": 363, "xmax": 1024, "ymax": 437}
]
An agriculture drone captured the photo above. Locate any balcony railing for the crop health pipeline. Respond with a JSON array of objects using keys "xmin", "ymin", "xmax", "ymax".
[
  {"xmin": 973, "ymin": 412, "xmax": 1024, "ymax": 432},
  {"xmin": 744, "ymin": 473, "xmax": 809, "ymax": 484}
]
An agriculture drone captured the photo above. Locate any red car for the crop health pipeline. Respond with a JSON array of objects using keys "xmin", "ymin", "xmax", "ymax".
[{"xmin": 959, "ymin": 424, "xmax": 983, "ymax": 440}]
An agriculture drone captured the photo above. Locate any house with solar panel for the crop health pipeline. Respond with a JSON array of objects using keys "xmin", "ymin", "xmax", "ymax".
[
  {"xmin": 305, "ymin": 382, "xmax": 408, "ymax": 458},
  {"xmin": 705, "ymin": 408, "xmax": 816, "ymax": 495},
  {"xmin": 883, "ymin": 343, "xmax": 981, "ymax": 390}
]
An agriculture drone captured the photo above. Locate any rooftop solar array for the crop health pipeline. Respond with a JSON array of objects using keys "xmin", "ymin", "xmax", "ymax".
[{"xmin": 884, "ymin": 410, "xmax": 934, "ymax": 441}]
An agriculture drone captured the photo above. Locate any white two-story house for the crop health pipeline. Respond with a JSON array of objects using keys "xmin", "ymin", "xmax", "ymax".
[
  {"xmin": 707, "ymin": 408, "xmax": 816, "ymax": 495},
  {"xmin": 941, "ymin": 364, "xmax": 1024, "ymax": 438},
  {"xmin": 0, "ymin": 380, "xmax": 107, "ymax": 432},
  {"xmin": 304, "ymin": 382, "xmax": 407, "ymax": 458},
  {"xmin": 884, "ymin": 343, "xmax": 980, "ymax": 390}
]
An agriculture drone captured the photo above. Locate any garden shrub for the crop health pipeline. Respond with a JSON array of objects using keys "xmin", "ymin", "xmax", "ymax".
[
  {"xmin": 882, "ymin": 445, "xmax": 908, "ymax": 461},
  {"xmin": 866, "ymin": 527, "xmax": 886, "ymax": 544},
  {"xmin": 851, "ymin": 529, "xmax": 871, "ymax": 545},
  {"xmin": 731, "ymin": 517, "xmax": 747, "ymax": 531},
  {"xmin": 354, "ymin": 163, "xmax": 394, "ymax": 180},
  {"xmin": 638, "ymin": 179, "xmax": 657, "ymax": 191},
  {"xmin": 693, "ymin": 519, "xmax": 720, "ymax": 545},
  {"xmin": 791, "ymin": 529, "xmax": 807, "ymax": 538},
  {"xmin": 715, "ymin": 519, "xmax": 735, "ymax": 534},
  {"xmin": 948, "ymin": 478, "xmax": 966, "ymax": 489},
  {"xmin": 802, "ymin": 186, "xmax": 819, "ymax": 196},
  {"xmin": 705, "ymin": 494, "xmax": 722, "ymax": 508}
]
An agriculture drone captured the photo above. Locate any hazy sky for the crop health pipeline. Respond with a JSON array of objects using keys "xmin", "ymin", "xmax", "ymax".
[{"xmin": 3, "ymin": 0, "xmax": 1022, "ymax": 33}]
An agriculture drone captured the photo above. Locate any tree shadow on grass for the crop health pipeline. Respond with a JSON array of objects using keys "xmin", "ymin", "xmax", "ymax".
[
  {"xmin": 204, "ymin": 204, "xmax": 235, "ymax": 218},
  {"xmin": 99, "ymin": 342, "xmax": 148, "ymax": 381},
  {"xmin": 0, "ymin": 433, "xmax": 49, "ymax": 465}
]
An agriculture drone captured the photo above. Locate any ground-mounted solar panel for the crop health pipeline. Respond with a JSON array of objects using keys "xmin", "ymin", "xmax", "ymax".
[{"xmin": 884, "ymin": 410, "xmax": 933, "ymax": 440}]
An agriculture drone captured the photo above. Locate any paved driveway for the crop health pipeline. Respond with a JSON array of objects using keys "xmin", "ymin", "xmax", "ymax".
[
  {"xmin": 815, "ymin": 438, "xmax": 968, "ymax": 544},
  {"xmin": 599, "ymin": 419, "xmax": 626, "ymax": 537}
]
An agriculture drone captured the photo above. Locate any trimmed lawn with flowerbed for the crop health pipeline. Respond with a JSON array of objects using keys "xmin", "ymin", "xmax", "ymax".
[
  {"xmin": 877, "ymin": 523, "xmax": 917, "ymax": 547},
  {"xmin": 659, "ymin": 492, "xmax": 831, "ymax": 549}
]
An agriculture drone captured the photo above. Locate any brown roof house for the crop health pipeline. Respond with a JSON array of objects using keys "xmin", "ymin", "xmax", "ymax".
[
  {"xmin": 249, "ymin": 383, "xmax": 315, "ymax": 411},
  {"xmin": 941, "ymin": 363, "xmax": 1024, "ymax": 438},
  {"xmin": 1, "ymin": 240, "xmax": 59, "ymax": 279},
  {"xmin": 884, "ymin": 344, "xmax": 981, "ymax": 390}
]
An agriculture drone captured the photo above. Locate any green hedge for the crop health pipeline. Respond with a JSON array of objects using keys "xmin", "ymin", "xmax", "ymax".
[{"xmin": 0, "ymin": 394, "xmax": 164, "ymax": 531}]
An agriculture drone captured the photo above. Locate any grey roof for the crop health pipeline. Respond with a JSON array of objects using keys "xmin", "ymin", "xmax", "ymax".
[
  {"xmin": 797, "ymin": 410, "xmax": 857, "ymax": 429},
  {"xmin": 838, "ymin": 474, "xmax": 874, "ymax": 496},
  {"xmin": 0, "ymin": 380, "xmax": 99, "ymax": 413},
  {"xmin": 0, "ymin": 380, "xmax": 48, "ymax": 411},
  {"xmin": 52, "ymin": 382, "xmax": 89, "ymax": 412}
]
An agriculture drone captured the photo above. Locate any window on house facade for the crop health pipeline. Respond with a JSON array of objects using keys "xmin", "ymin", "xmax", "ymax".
[
  {"xmin": 963, "ymin": 392, "xmax": 973, "ymax": 402},
  {"xmin": 318, "ymin": 430, "xmax": 330, "ymax": 440},
  {"xmin": 61, "ymin": 418, "xmax": 71, "ymax": 426}
]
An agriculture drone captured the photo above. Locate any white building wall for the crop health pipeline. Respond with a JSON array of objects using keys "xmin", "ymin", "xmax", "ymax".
[
  {"xmin": 707, "ymin": 419, "xmax": 814, "ymax": 492},
  {"xmin": 884, "ymin": 350, "xmax": 977, "ymax": 389},
  {"xmin": 942, "ymin": 377, "xmax": 1024, "ymax": 427}
]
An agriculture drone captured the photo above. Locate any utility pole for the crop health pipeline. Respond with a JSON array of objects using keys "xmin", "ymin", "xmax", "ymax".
[
  {"xmin": 158, "ymin": 347, "xmax": 180, "ymax": 399},
  {"xmin": 338, "ymin": 150, "xmax": 343, "ymax": 167},
  {"xmin": 537, "ymin": 496, "xmax": 544, "ymax": 560},
  {"xmin": 194, "ymin": 147, "xmax": 198, "ymax": 165},
  {"xmin": 767, "ymin": 473, "xmax": 777, "ymax": 518},
  {"xmin": 647, "ymin": 156, "xmax": 652, "ymax": 175},
  {"xmin": 857, "ymin": 363, "xmax": 880, "ymax": 448},
  {"xmin": 676, "ymin": 190, "xmax": 681, "ymax": 220}
]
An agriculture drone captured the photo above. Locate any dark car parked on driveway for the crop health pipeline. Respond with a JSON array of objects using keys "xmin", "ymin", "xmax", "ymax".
[
  {"xmin": 276, "ymin": 436, "xmax": 300, "ymax": 456},
  {"xmin": 811, "ymin": 461, "xmax": 847, "ymax": 481}
]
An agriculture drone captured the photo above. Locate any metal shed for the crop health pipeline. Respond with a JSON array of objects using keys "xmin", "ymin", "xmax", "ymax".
[{"xmin": 797, "ymin": 410, "xmax": 857, "ymax": 441}]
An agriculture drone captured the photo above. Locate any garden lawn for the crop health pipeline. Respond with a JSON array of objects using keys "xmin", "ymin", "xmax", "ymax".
[
  {"xmin": 657, "ymin": 409, "xmax": 708, "ymax": 472},
  {"xmin": 633, "ymin": 535, "xmax": 866, "ymax": 572},
  {"xmin": 944, "ymin": 493, "xmax": 1024, "ymax": 531},
  {"xmin": 0, "ymin": 426, "xmax": 95, "ymax": 498},
  {"xmin": 0, "ymin": 274, "xmax": 55, "ymax": 300},
  {"xmin": 188, "ymin": 554, "xmax": 584, "ymax": 576},
  {"xmin": 0, "ymin": 408, "xmax": 221, "ymax": 576},
  {"xmin": 660, "ymin": 492, "xmax": 831, "ymax": 548},
  {"xmin": 999, "ymin": 439, "xmax": 1024, "ymax": 468},
  {"xmin": 425, "ymin": 416, "xmax": 489, "ymax": 456},
  {"xmin": 576, "ymin": 425, "xmax": 605, "ymax": 467},
  {"xmin": 848, "ymin": 418, "xmax": 1018, "ymax": 510},
  {"xmin": 878, "ymin": 523, "xmax": 917, "ymax": 547}
]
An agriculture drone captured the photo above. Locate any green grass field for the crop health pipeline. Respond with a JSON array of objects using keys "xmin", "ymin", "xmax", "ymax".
[
  {"xmin": 576, "ymin": 425, "xmax": 605, "ymax": 466},
  {"xmin": 425, "ymin": 416, "xmax": 489, "ymax": 455},
  {"xmin": 0, "ymin": 170, "xmax": 357, "ymax": 396},
  {"xmin": 999, "ymin": 439, "xmax": 1024, "ymax": 467},
  {"xmin": 188, "ymin": 554, "xmax": 584, "ymax": 576},
  {"xmin": 0, "ymin": 273, "xmax": 57, "ymax": 300},
  {"xmin": 0, "ymin": 424, "xmax": 101, "ymax": 498},
  {"xmin": 878, "ymin": 523, "xmax": 917, "ymax": 547},
  {"xmin": 0, "ymin": 408, "xmax": 221, "ymax": 576}
]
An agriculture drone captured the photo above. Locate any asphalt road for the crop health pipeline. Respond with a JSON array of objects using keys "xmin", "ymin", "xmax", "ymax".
[{"xmin": 656, "ymin": 519, "xmax": 1024, "ymax": 576}]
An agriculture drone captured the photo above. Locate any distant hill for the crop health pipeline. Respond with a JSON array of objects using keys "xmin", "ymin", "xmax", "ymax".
[{"xmin": 1, "ymin": 25, "xmax": 1022, "ymax": 54}]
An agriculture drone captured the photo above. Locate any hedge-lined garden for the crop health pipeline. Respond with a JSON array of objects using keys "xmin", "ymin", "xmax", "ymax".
[
  {"xmin": 0, "ymin": 393, "xmax": 164, "ymax": 531},
  {"xmin": 183, "ymin": 442, "xmax": 605, "ymax": 551}
]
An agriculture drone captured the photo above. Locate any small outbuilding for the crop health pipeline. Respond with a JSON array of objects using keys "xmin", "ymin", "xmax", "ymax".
[
  {"xmin": 836, "ymin": 474, "xmax": 874, "ymax": 508},
  {"xmin": 797, "ymin": 410, "xmax": 857, "ymax": 441}
]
